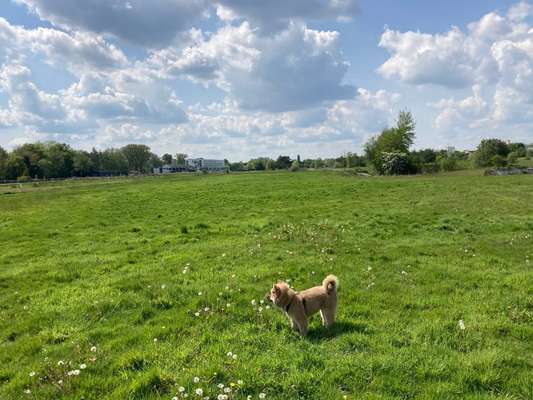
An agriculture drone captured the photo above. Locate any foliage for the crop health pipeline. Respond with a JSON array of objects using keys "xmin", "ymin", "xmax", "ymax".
[
  {"xmin": 0, "ymin": 171, "xmax": 532, "ymax": 399},
  {"xmin": 380, "ymin": 152, "xmax": 412, "ymax": 175},
  {"xmin": 162, "ymin": 154, "xmax": 173, "ymax": 164},
  {"xmin": 437, "ymin": 154, "xmax": 458, "ymax": 172},
  {"xmin": 474, "ymin": 139, "xmax": 510, "ymax": 167},
  {"xmin": 289, "ymin": 159, "xmax": 300, "ymax": 172},
  {"xmin": 365, "ymin": 111, "xmax": 416, "ymax": 174},
  {"xmin": 175, "ymin": 153, "xmax": 188, "ymax": 165},
  {"xmin": 121, "ymin": 144, "xmax": 152, "ymax": 173},
  {"xmin": 274, "ymin": 155, "xmax": 292, "ymax": 170}
]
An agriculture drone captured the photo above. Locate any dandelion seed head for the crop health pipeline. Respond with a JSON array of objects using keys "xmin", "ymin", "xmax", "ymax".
[
  {"xmin": 195, "ymin": 388, "xmax": 203, "ymax": 396},
  {"xmin": 193, "ymin": 376, "xmax": 200, "ymax": 383}
]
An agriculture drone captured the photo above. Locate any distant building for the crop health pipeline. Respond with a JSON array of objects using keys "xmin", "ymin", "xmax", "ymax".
[
  {"xmin": 186, "ymin": 158, "xmax": 228, "ymax": 172},
  {"xmin": 152, "ymin": 164, "xmax": 193, "ymax": 174},
  {"xmin": 447, "ymin": 146, "xmax": 456, "ymax": 155}
]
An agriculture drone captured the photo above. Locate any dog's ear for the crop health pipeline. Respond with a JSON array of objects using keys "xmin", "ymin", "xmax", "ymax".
[{"xmin": 273, "ymin": 284, "xmax": 281, "ymax": 295}]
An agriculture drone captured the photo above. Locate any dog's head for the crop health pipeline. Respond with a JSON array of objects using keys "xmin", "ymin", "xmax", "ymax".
[{"xmin": 268, "ymin": 282, "xmax": 289, "ymax": 307}]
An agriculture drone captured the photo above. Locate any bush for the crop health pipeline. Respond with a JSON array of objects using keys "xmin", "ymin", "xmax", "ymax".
[
  {"xmin": 491, "ymin": 155, "xmax": 507, "ymax": 167},
  {"xmin": 437, "ymin": 155, "xmax": 458, "ymax": 171},
  {"xmin": 507, "ymin": 151, "xmax": 519, "ymax": 164},
  {"xmin": 381, "ymin": 152, "xmax": 412, "ymax": 175},
  {"xmin": 289, "ymin": 160, "xmax": 300, "ymax": 172}
]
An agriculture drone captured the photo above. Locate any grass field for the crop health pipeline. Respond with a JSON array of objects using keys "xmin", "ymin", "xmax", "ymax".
[{"xmin": 1, "ymin": 171, "xmax": 532, "ymax": 400}]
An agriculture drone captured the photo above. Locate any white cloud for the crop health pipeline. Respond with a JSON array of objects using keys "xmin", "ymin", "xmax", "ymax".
[
  {"xmin": 215, "ymin": 0, "xmax": 359, "ymax": 32},
  {"xmin": 151, "ymin": 22, "xmax": 355, "ymax": 112},
  {"xmin": 381, "ymin": 2, "xmax": 533, "ymax": 140},
  {"xmin": 0, "ymin": 17, "xmax": 128, "ymax": 71},
  {"xmin": 14, "ymin": 0, "xmax": 208, "ymax": 47}
]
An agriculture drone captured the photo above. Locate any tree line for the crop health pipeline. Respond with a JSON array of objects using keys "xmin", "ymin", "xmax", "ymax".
[
  {"xmin": 231, "ymin": 111, "xmax": 532, "ymax": 175},
  {"xmin": 0, "ymin": 143, "xmax": 193, "ymax": 181},
  {"xmin": 1, "ymin": 112, "xmax": 531, "ymax": 180}
]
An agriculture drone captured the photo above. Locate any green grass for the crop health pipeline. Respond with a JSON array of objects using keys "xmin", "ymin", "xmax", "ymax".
[{"xmin": 1, "ymin": 171, "xmax": 532, "ymax": 400}]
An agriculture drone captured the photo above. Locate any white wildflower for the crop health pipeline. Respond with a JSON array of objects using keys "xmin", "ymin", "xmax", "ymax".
[
  {"xmin": 251, "ymin": 300, "xmax": 257, "ymax": 306},
  {"xmin": 194, "ymin": 312, "xmax": 200, "ymax": 317},
  {"xmin": 204, "ymin": 307, "xmax": 210, "ymax": 312},
  {"xmin": 193, "ymin": 376, "xmax": 200, "ymax": 383},
  {"xmin": 224, "ymin": 386, "xmax": 231, "ymax": 393},
  {"xmin": 232, "ymin": 354, "xmax": 237, "ymax": 360},
  {"xmin": 259, "ymin": 393, "xmax": 267, "ymax": 399},
  {"xmin": 67, "ymin": 369, "xmax": 80, "ymax": 376},
  {"xmin": 90, "ymin": 346, "xmax": 97, "ymax": 352},
  {"xmin": 458, "ymin": 320, "xmax": 466, "ymax": 330},
  {"xmin": 195, "ymin": 388, "xmax": 203, "ymax": 396},
  {"xmin": 179, "ymin": 386, "xmax": 186, "ymax": 392},
  {"xmin": 80, "ymin": 363, "xmax": 86, "ymax": 370},
  {"xmin": 57, "ymin": 360, "xmax": 64, "ymax": 366},
  {"xmin": 226, "ymin": 303, "xmax": 231, "ymax": 308},
  {"xmin": 24, "ymin": 389, "xmax": 31, "ymax": 394},
  {"xmin": 237, "ymin": 380, "xmax": 243, "ymax": 385},
  {"xmin": 226, "ymin": 351, "xmax": 233, "ymax": 357},
  {"xmin": 29, "ymin": 371, "xmax": 36, "ymax": 377},
  {"xmin": 198, "ymin": 292, "xmax": 203, "ymax": 296},
  {"xmin": 217, "ymin": 383, "xmax": 224, "ymax": 389}
]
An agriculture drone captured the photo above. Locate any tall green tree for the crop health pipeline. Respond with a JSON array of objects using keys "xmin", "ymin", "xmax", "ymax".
[
  {"xmin": 0, "ymin": 146, "xmax": 8, "ymax": 180},
  {"xmin": 121, "ymin": 144, "xmax": 152, "ymax": 172},
  {"xmin": 176, "ymin": 153, "xmax": 188, "ymax": 165},
  {"xmin": 365, "ymin": 110, "xmax": 416, "ymax": 174},
  {"xmin": 162, "ymin": 153, "xmax": 173, "ymax": 164}
]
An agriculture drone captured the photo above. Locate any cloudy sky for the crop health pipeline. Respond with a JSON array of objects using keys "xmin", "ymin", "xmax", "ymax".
[{"xmin": 0, "ymin": 0, "xmax": 531, "ymax": 160}]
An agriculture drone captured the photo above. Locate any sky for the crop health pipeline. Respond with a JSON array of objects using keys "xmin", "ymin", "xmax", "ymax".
[{"xmin": 0, "ymin": 0, "xmax": 532, "ymax": 161}]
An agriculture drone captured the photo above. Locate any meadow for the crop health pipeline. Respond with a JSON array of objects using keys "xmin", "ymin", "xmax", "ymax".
[{"xmin": 0, "ymin": 170, "xmax": 532, "ymax": 400}]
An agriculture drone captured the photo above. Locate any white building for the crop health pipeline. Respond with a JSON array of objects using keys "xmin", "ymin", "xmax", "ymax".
[{"xmin": 186, "ymin": 158, "xmax": 227, "ymax": 172}]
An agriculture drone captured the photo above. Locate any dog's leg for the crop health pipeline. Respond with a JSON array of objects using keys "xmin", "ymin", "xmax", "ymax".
[
  {"xmin": 321, "ymin": 307, "xmax": 336, "ymax": 328},
  {"xmin": 290, "ymin": 318, "xmax": 299, "ymax": 332},
  {"xmin": 297, "ymin": 319, "xmax": 308, "ymax": 336}
]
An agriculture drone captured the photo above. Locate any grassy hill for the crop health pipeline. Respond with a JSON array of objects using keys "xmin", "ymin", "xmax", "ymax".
[{"xmin": 0, "ymin": 171, "xmax": 531, "ymax": 399}]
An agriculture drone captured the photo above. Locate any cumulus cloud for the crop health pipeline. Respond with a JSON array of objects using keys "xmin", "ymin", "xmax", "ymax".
[
  {"xmin": 0, "ymin": 17, "xmax": 127, "ymax": 71},
  {"xmin": 151, "ymin": 22, "xmax": 355, "ymax": 112},
  {"xmin": 380, "ymin": 2, "xmax": 533, "ymax": 139},
  {"xmin": 14, "ymin": 0, "xmax": 208, "ymax": 47},
  {"xmin": 215, "ymin": 0, "xmax": 358, "ymax": 32}
]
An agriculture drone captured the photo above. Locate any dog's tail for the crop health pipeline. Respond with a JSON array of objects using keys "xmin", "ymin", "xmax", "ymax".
[{"xmin": 323, "ymin": 274, "xmax": 338, "ymax": 294}]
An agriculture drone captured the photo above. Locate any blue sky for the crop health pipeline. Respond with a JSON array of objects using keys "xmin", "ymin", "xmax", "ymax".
[{"xmin": 0, "ymin": 0, "xmax": 531, "ymax": 160}]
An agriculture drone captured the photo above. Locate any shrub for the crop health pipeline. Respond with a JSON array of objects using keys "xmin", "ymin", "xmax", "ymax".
[
  {"xmin": 491, "ymin": 155, "xmax": 507, "ymax": 167},
  {"xmin": 381, "ymin": 152, "xmax": 412, "ymax": 175},
  {"xmin": 437, "ymin": 155, "xmax": 458, "ymax": 171}
]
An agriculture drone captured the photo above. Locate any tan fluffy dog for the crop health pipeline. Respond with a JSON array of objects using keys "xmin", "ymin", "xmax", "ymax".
[{"xmin": 268, "ymin": 275, "xmax": 338, "ymax": 336}]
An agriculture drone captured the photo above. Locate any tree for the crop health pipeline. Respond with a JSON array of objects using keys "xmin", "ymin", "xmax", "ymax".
[
  {"xmin": 73, "ymin": 151, "xmax": 94, "ymax": 177},
  {"xmin": 44, "ymin": 142, "xmax": 75, "ymax": 178},
  {"xmin": 176, "ymin": 153, "xmax": 188, "ymax": 165},
  {"xmin": 162, "ymin": 153, "xmax": 173, "ymax": 164},
  {"xmin": 290, "ymin": 159, "xmax": 300, "ymax": 172},
  {"xmin": 381, "ymin": 152, "xmax": 412, "ymax": 175},
  {"xmin": 475, "ymin": 139, "xmax": 510, "ymax": 167},
  {"xmin": 149, "ymin": 153, "xmax": 163, "ymax": 169},
  {"xmin": 275, "ymin": 155, "xmax": 292, "ymax": 170},
  {"xmin": 0, "ymin": 146, "xmax": 8, "ymax": 180},
  {"xmin": 100, "ymin": 149, "xmax": 128, "ymax": 175},
  {"xmin": 365, "ymin": 110, "xmax": 416, "ymax": 174},
  {"xmin": 121, "ymin": 144, "xmax": 152, "ymax": 173},
  {"xmin": 508, "ymin": 143, "xmax": 526, "ymax": 157}
]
